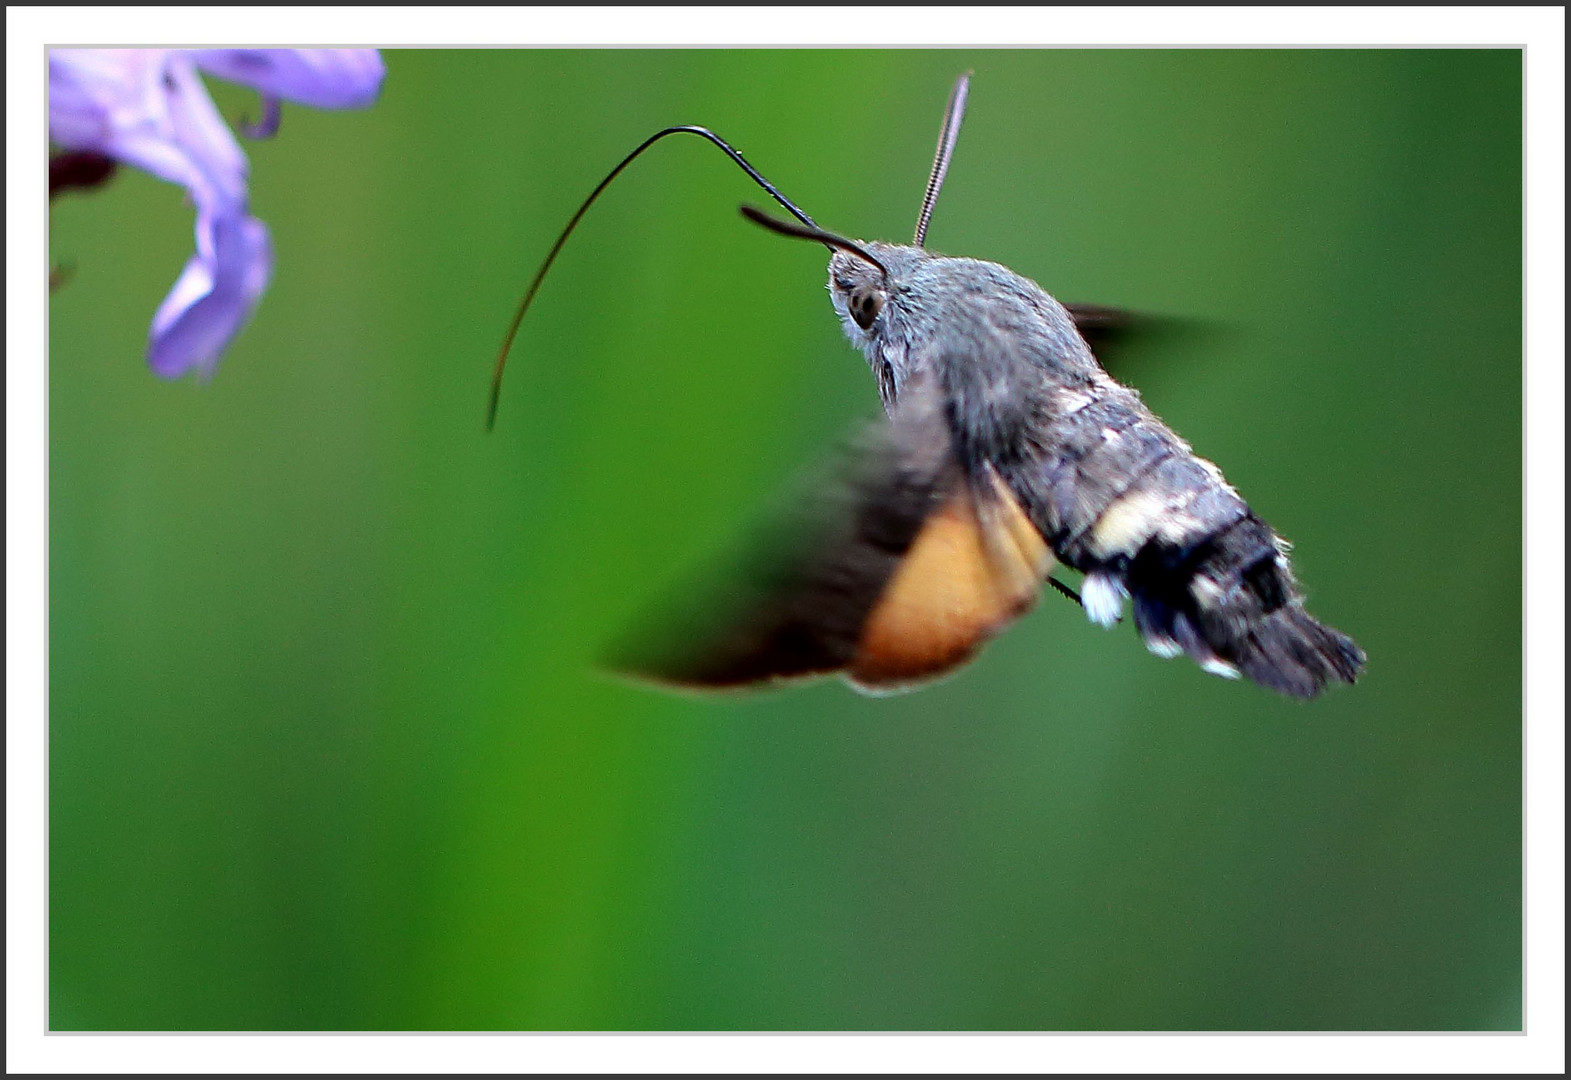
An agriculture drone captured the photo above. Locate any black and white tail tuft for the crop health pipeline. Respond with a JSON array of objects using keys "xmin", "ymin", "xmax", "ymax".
[{"xmin": 1122, "ymin": 511, "xmax": 1365, "ymax": 699}]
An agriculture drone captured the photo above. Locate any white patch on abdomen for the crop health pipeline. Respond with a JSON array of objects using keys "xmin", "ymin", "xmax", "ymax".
[{"xmin": 1087, "ymin": 486, "xmax": 1208, "ymax": 559}]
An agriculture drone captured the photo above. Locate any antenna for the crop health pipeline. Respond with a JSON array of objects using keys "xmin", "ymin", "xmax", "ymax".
[
  {"xmin": 487, "ymin": 126, "xmax": 816, "ymax": 430},
  {"xmin": 913, "ymin": 72, "xmax": 972, "ymax": 248}
]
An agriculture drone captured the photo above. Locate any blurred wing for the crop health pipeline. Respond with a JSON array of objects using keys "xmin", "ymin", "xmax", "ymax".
[
  {"xmin": 848, "ymin": 462, "xmax": 1054, "ymax": 693},
  {"xmin": 1065, "ymin": 302, "xmax": 1213, "ymax": 380},
  {"xmin": 604, "ymin": 377, "xmax": 1056, "ymax": 695}
]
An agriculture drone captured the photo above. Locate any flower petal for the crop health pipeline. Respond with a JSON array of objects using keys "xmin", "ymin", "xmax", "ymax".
[
  {"xmin": 49, "ymin": 50, "xmax": 182, "ymax": 180},
  {"xmin": 49, "ymin": 49, "xmax": 247, "ymax": 210},
  {"xmin": 147, "ymin": 211, "xmax": 273, "ymax": 379},
  {"xmin": 189, "ymin": 49, "xmax": 386, "ymax": 110},
  {"xmin": 47, "ymin": 49, "xmax": 146, "ymax": 148}
]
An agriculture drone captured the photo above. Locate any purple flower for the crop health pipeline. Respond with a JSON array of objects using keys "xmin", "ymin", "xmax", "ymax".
[{"xmin": 48, "ymin": 49, "xmax": 386, "ymax": 379}]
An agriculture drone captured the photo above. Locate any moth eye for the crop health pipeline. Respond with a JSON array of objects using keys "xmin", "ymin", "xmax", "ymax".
[{"xmin": 850, "ymin": 288, "xmax": 885, "ymax": 330}]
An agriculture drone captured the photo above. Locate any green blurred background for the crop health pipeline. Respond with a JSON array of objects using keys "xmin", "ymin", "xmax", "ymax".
[{"xmin": 48, "ymin": 49, "xmax": 1521, "ymax": 1030}]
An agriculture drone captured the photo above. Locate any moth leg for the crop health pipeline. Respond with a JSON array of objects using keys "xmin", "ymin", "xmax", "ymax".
[{"xmin": 1046, "ymin": 576, "xmax": 1084, "ymax": 609}]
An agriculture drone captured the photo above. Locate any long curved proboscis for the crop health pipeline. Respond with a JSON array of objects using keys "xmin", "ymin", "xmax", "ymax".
[
  {"xmin": 914, "ymin": 72, "xmax": 971, "ymax": 248},
  {"xmin": 738, "ymin": 205, "xmax": 889, "ymax": 278},
  {"xmin": 487, "ymin": 126, "xmax": 817, "ymax": 430}
]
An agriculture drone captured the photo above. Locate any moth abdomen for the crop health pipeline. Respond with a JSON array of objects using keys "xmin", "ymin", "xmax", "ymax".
[{"xmin": 1010, "ymin": 388, "xmax": 1364, "ymax": 698}]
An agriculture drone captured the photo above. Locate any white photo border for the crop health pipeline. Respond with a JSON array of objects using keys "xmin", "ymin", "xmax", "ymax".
[{"xmin": 9, "ymin": 6, "xmax": 1564, "ymax": 1075}]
